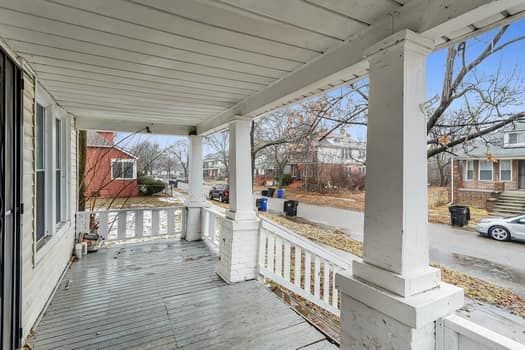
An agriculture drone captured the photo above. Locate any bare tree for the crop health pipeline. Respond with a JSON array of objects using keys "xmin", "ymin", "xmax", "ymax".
[
  {"xmin": 426, "ymin": 24, "xmax": 525, "ymax": 157},
  {"xmin": 130, "ymin": 139, "xmax": 162, "ymax": 175},
  {"xmin": 205, "ymin": 130, "xmax": 230, "ymax": 177},
  {"xmin": 166, "ymin": 140, "xmax": 189, "ymax": 178}
]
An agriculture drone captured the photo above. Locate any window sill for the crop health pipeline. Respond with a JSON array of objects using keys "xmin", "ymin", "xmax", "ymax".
[{"xmin": 35, "ymin": 221, "xmax": 73, "ymax": 267}]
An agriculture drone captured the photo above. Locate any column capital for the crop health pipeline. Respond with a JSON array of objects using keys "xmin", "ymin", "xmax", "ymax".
[{"xmin": 365, "ymin": 29, "xmax": 434, "ymax": 60}]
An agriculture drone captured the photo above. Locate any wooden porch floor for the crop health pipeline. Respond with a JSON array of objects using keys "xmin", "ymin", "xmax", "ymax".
[{"xmin": 28, "ymin": 240, "xmax": 337, "ymax": 350}]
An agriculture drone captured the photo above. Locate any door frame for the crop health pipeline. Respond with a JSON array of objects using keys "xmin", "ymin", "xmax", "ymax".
[
  {"xmin": 1, "ymin": 47, "xmax": 23, "ymax": 350},
  {"xmin": 518, "ymin": 160, "xmax": 525, "ymax": 190}
]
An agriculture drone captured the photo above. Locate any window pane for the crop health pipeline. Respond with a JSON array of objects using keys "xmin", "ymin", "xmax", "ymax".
[
  {"xmin": 480, "ymin": 170, "xmax": 492, "ymax": 180},
  {"xmin": 123, "ymin": 162, "xmax": 134, "ymax": 179},
  {"xmin": 56, "ymin": 118, "xmax": 61, "ymax": 163},
  {"xmin": 501, "ymin": 170, "xmax": 511, "ymax": 181},
  {"xmin": 56, "ymin": 169, "xmax": 61, "ymax": 223},
  {"xmin": 112, "ymin": 162, "xmax": 122, "ymax": 178},
  {"xmin": 36, "ymin": 104, "xmax": 45, "ymax": 169},
  {"xmin": 500, "ymin": 160, "xmax": 511, "ymax": 170},
  {"xmin": 36, "ymin": 170, "xmax": 45, "ymax": 241},
  {"xmin": 509, "ymin": 133, "xmax": 518, "ymax": 144}
]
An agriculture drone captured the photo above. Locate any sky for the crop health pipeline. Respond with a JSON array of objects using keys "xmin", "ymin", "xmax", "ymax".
[{"xmin": 117, "ymin": 17, "xmax": 525, "ymax": 153}]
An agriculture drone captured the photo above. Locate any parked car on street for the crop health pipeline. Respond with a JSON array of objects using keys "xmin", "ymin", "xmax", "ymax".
[
  {"xmin": 208, "ymin": 184, "xmax": 229, "ymax": 203},
  {"xmin": 477, "ymin": 215, "xmax": 525, "ymax": 241}
]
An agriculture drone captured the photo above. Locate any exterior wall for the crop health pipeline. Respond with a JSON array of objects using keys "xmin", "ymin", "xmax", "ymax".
[
  {"xmin": 452, "ymin": 160, "xmax": 511, "ymax": 209},
  {"xmin": 21, "ymin": 76, "xmax": 77, "ymax": 340},
  {"xmin": 85, "ymin": 147, "xmax": 139, "ymax": 198}
]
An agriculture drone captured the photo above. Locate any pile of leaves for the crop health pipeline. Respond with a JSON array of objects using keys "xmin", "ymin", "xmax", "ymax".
[{"xmin": 263, "ymin": 213, "xmax": 525, "ymax": 318}]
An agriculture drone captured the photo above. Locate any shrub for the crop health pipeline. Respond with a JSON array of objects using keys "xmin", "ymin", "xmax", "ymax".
[
  {"xmin": 277, "ymin": 174, "xmax": 293, "ymax": 187},
  {"xmin": 138, "ymin": 176, "xmax": 166, "ymax": 195}
]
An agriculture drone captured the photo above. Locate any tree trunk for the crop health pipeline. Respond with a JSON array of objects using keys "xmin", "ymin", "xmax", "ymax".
[{"xmin": 77, "ymin": 130, "xmax": 87, "ymax": 211}]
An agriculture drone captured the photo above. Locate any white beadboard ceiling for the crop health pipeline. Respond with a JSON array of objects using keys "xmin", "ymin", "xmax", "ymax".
[{"xmin": 0, "ymin": 0, "xmax": 523, "ymax": 134}]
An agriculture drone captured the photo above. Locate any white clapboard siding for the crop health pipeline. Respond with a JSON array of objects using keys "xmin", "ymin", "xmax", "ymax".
[{"xmin": 258, "ymin": 218, "xmax": 353, "ymax": 316}]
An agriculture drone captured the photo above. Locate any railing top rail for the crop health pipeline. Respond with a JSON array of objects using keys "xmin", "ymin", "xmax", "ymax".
[
  {"xmin": 441, "ymin": 315, "xmax": 525, "ymax": 350},
  {"xmin": 260, "ymin": 217, "xmax": 355, "ymax": 270},
  {"xmin": 77, "ymin": 205, "xmax": 186, "ymax": 214},
  {"xmin": 203, "ymin": 205, "xmax": 227, "ymax": 217}
]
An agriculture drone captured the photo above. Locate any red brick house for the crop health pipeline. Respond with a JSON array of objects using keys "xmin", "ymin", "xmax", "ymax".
[
  {"xmin": 85, "ymin": 131, "xmax": 139, "ymax": 199},
  {"xmin": 452, "ymin": 125, "xmax": 525, "ymax": 209}
]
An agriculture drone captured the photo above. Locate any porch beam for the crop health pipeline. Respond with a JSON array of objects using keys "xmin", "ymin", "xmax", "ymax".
[
  {"xmin": 76, "ymin": 117, "xmax": 193, "ymax": 135},
  {"xmin": 197, "ymin": 0, "xmax": 523, "ymax": 135}
]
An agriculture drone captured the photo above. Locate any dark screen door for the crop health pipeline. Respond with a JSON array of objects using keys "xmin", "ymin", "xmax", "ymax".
[{"xmin": 1, "ymin": 49, "xmax": 23, "ymax": 350}]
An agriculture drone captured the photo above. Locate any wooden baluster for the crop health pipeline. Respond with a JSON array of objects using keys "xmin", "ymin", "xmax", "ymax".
[
  {"xmin": 167, "ymin": 208, "xmax": 175, "ymax": 234},
  {"xmin": 99, "ymin": 212, "xmax": 108, "ymax": 239},
  {"xmin": 304, "ymin": 252, "xmax": 311, "ymax": 294},
  {"xmin": 332, "ymin": 269, "xmax": 339, "ymax": 308},
  {"xmin": 267, "ymin": 234, "xmax": 275, "ymax": 273},
  {"xmin": 117, "ymin": 211, "xmax": 127, "ymax": 240},
  {"xmin": 294, "ymin": 246, "xmax": 302, "ymax": 288},
  {"xmin": 152, "ymin": 209, "xmax": 160, "ymax": 236},
  {"xmin": 275, "ymin": 237, "xmax": 283, "ymax": 277},
  {"xmin": 314, "ymin": 256, "xmax": 321, "ymax": 298},
  {"xmin": 283, "ymin": 241, "xmax": 291, "ymax": 281},
  {"xmin": 258, "ymin": 229, "xmax": 268, "ymax": 271},
  {"xmin": 135, "ymin": 210, "xmax": 143, "ymax": 238},
  {"xmin": 323, "ymin": 261, "xmax": 330, "ymax": 303}
]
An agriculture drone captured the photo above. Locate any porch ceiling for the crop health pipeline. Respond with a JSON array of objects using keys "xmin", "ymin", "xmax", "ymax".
[{"xmin": 0, "ymin": 0, "xmax": 524, "ymax": 134}]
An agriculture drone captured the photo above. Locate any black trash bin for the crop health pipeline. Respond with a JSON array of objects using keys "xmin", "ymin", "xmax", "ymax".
[
  {"xmin": 267, "ymin": 188, "xmax": 276, "ymax": 198},
  {"xmin": 449, "ymin": 205, "xmax": 470, "ymax": 227},
  {"xmin": 283, "ymin": 200, "xmax": 299, "ymax": 217},
  {"xmin": 261, "ymin": 190, "xmax": 269, "ymax": 197}
]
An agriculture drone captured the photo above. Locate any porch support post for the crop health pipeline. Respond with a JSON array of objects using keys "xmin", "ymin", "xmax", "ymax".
[
  {"xmin": 336, "ymin": 30, "xmax": 463, "ymax": 350},
  {"xmin": 185, "ymin": 135, "xmax": 206, "ymax": 241},
  {"xmin": 217, "ymin": 118, "xmax": 259, "ymax": 283}
]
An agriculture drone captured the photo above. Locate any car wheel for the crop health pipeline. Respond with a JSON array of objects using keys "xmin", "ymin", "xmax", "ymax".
[
  {"xmin": 489, "ymin": 226, "xmax": 510, "ymax": 241},
  {"xmin": 208, "ymin": 192, "xmax": 214, "ymax": 200},
  {"xmin": 219, "ymin": 194, "xmax": 224, "ymax": 202}
]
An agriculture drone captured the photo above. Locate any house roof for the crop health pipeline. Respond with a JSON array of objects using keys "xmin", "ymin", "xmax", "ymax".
[
  {"xmin": 454, "ymin": 140, "xmax": 525, "ymax": 160},
  {"xmin": 86, "ymin": 131, "xmax": 137, "ymax": 159}
]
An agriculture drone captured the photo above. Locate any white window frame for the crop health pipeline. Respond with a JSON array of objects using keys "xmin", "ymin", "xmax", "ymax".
[
  {"xmin": 463, "ymin": 160, "xmax": 474, "ymax": 181},
  {"xmin": 499, "ymin": 160, "xmax": 512, "ymax": 182},
  {"xmin": 478, "ymin": 160, "xmax": 494, "ymax": 181},
  {"xmin": 35, "ymin": 87, "xmax": 72, "ymax": 251},
  {"xmin": 111, "ymin": 158, "xmax": 137, "ymax": 180}
]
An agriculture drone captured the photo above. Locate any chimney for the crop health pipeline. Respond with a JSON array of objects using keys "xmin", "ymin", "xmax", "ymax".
[{"xmin": 98, "ymin": 131, "xmax": 115, "ymax": 144}]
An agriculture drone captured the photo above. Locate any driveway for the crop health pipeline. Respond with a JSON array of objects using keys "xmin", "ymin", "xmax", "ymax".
[{"xmin": 266, "ymin": 198, "xmax": 525, "ymax": 298}]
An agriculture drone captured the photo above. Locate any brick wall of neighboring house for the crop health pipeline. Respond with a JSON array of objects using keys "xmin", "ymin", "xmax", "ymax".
[
  {"xmin": 85, "ymin": 147, "xmax": 139, "ymax": 199},
  {"xmin": 452, "ymin": 159, "xmax": 511, "ymax": 209}
]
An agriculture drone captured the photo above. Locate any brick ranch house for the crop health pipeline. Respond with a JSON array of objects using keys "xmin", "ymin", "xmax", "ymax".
[
  {"xmin": 85, "ymin": 131, "xmax": 139, "ymax": 199},
  {"xmin": 452, "ymin": 125, "xmax": 525, "ymax": 209}
]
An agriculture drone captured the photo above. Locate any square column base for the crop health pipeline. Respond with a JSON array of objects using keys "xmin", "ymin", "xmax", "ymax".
[
  {"xmin": 217, "ymin": 217, "xmax": 260, "ymax": 283},
  {"xmin": 336, "ymin": 271, "xmax": 463, "ymax": 350},
  {"xmin": 185, "ymin": 201, "xmax": 208, "ymax": 242}
]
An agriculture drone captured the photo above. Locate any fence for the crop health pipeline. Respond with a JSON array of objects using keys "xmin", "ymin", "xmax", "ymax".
[
  {"xmin": 258, "ymin": 218, "xmax": 354, "ymax": 315},
  {"xmin": 201, "ymin": 206, "xmax": 226, "ymax": 247},
  {"xmin": 436, "ymin": 315, "xmax": 524, "ymax": 350},
  {"xmin": 76, "ymin": 206, "xmax": 185, "ymax": 241}
]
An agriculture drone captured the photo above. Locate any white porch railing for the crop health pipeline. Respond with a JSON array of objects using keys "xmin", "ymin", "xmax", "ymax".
[
  {"xmin": 258, "ymin": 218, "xmax": 353, "ymax": 315},
  {"xmin": 436, "ymin": 315, "xmax": 524, "ymax": 350},
  {"xmin": 201, "ymin": 206, "xmax": 226, "ymax": 247},
  {"xmin": 76, "ymin": 206, "xmax": 186, "ymax": 241}
]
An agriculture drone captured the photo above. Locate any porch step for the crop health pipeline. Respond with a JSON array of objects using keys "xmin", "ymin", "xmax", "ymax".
[{"xmin": 490, "ymin": 192, "xmax": 525, "ymax": 216}]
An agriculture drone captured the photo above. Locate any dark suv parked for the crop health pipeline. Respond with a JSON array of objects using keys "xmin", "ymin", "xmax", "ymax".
[{"xmin": 208, "ymin": 184, "xmax": 229, "ymax": 203}]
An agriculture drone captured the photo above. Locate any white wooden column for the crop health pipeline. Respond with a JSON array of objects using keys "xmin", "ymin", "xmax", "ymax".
[
  {"xmin": 226, "ymin": 119, "xmax": 256, "ymax": 221},
  {"xmin": 336, "ymin": 30, "xmax": 463, "ymax": 350},
  {"xmin": 185, "ymin": 135, "xmax": 206, "ymax": 241},
  {"xmin": 217, "ymin": 118, "xmax": 259, "ymax": 283}
]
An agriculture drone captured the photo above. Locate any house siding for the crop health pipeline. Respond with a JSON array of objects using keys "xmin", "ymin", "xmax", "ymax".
[
  {"xmin": 20, "ymin": 74, "xmax": 77, "ymax": 341},
  {"xmin": 85, "ymin": 146, "xmax": 139, "ymax": 199}
]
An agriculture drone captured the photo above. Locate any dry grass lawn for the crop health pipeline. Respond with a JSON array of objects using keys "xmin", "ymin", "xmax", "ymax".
[{"xmin": 86, "ymin": 195, "xmax": 183, "ymax": 210}]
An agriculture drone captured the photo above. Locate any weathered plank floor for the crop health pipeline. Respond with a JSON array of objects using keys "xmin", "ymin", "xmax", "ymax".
[{"xmin": 28, "ymin": 240, "xmax": 337, "ymax": 349}]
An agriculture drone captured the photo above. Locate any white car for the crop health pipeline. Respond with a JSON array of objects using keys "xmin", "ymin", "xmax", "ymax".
[{"xmin": 477, "ymin": 215, "xmax": 525, "ymax": 241}]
